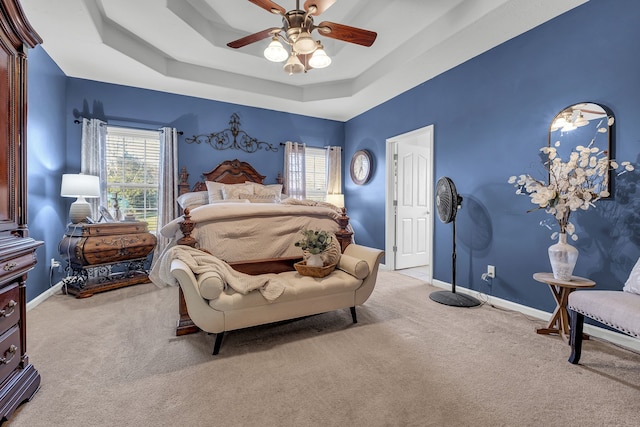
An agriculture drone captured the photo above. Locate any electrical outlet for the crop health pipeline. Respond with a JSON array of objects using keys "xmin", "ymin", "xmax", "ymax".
[
  {"xmin": 51, "ymin": 258, "xmax": 61, "ymax": 270},
  {"xmin": 487, "ymin": 265, "xmax": 495, "ymax": 279}
]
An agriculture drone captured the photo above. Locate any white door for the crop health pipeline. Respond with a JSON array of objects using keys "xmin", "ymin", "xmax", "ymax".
[
  {"xmin": 386, "ymin": 126, "xmax": 433, "ymax": 271},
  {"xmin": 395, "ymin": 142, "xmax": 431, "ymax": 268}
]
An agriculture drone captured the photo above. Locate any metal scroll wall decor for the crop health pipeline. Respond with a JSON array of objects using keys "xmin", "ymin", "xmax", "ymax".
[{"xmin": 184, "ymin": 113, "xmax": 277, "ymax": 153}]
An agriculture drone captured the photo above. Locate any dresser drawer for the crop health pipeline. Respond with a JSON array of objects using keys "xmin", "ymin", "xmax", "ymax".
[
  {"xmin": 0, "ymin": 326, "xmax": 21, "ymax": 384},
  {"xmin": 0, "ymin": 284, "xmax": 19, "ymax": 333},
  {"xmin": 66, "ymin": 222, "xmax": 149, "ymax": 237},
  {"xmin": 0, "ymin": 253, "xmax": 36, "ymax": 284},
  {"xmin": 60, "ymin": 232, "xmax": 157, "ymax": 266}
]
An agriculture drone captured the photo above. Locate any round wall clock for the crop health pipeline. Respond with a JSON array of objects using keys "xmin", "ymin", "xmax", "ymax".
[{"xmin": 350, "ymin": 149, "xmax": 373, "ymax": 185}]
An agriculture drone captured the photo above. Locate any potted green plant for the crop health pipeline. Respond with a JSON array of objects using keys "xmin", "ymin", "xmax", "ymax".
[{"xmin": 295, "ymin": 229, "xmax": 333, "ymax": 267}]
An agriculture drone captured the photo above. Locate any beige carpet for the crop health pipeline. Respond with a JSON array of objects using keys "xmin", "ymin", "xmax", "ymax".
[{"xmin": 7, "ymin": 271, "xmax": 640, "ymax": 427}]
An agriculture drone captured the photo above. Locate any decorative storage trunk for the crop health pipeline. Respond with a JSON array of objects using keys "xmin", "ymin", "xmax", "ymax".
[{"xmin": 58, "ymin": 222, "xmax": 157, "ymax": 298}]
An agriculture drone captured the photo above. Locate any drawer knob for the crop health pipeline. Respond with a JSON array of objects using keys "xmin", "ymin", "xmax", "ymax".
[
  {"xmin": 0, "ymin": 300, "xmax": 16, "ymax": 317},
  {"xmin": 0, "ymin": 344, "xmax": 17, "ymax": 365},
  {"xmin": 3, "ymin": 262, "xmax": 17, "ymax": 271}
]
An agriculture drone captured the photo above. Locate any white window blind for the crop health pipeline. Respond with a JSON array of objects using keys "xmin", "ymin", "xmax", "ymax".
[
  {"xmin": 105, "ymin": 126, "xmax": 160, "ymax": 229},
  {"xmin": 305, "ymin": 147, "xmax": 327, "ymax": 201}
]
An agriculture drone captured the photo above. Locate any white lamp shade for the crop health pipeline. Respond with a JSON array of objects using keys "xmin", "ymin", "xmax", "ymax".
[
  {"xmin": 293, "ymin": 32, "xmax": 317, "ymax": 55},
  {"xmin": 283, "ymin": 54, "xmax": 305, "ymax": 75},
  {"xmin": 61, "ymin": 174, "xmax": 100, "ymax": 198},
  {"xmin": 264, "ymin": 38, "xmax": 288, "ymax": 62},
  {"xmin": 309, "ymin": 46, "xmax": 331, "ymax": 69},
  {"xmin": 326, "ymin": 194, "xmax": 344, "ymax": 208}
]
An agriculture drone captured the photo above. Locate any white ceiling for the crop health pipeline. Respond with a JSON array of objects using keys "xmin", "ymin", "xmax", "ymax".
[{"xmin": 21, "ymin": 0, "xmax": 586, "ymax": 121}]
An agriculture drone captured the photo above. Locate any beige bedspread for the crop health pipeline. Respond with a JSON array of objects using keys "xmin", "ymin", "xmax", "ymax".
[{"xmin": 160, "ymin": 202, "xmax": 343, "ymax": 262}]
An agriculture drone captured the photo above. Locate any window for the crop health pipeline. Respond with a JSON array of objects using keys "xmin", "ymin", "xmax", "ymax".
[
  {"xmin": 105, "ymin": 126, "xmax": 160, "ymax": 230},
  {"xmin": 305, "ymin": 147, "xmax": 327, "ymax": 201}
]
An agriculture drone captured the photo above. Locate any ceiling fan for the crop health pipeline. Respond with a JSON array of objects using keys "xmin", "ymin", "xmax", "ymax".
[{"xmin": 227, "ymin": 0, "xmax": 377, "ymax": 74}]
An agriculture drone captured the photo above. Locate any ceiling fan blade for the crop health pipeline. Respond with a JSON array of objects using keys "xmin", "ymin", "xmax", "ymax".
[
  {"xmin": 317, "ymin": 21, "xmax": 377, "ymax": 47},
  {"xmin": 304, "ymin": 0, "xmax": 336, "ymax": 16},
  {"xmin": 248, "ymin": 0, "xmax": 286, "ymax": 15},
  {"xmin": 227, "ymin": 28, "xmax": 280, "ymax": 49}
]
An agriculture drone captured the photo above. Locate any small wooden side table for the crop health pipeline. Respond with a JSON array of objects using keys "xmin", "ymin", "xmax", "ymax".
[{"xmin": 533, "ymin": 272, "xmax": 595, "ymax": 342}]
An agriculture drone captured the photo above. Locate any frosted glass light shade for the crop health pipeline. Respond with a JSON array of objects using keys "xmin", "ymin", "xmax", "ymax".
[
  {"xmin": 61, "ymin": 174, "xmax": 100, "ymax": 198},
  {"xmin": 309, "ymin": 46, "xmax": 331, "ymax": 69},
  {"xmin": 264, "ymin": 38, "xmax": 288, "ymax": 62},
  {"xmin": 293, "ymin": 32, "xmax": 316, "ymax": 54},
  {"xmin": 283, "ymin": 54, "xmax": 304, "ymax": 75}
]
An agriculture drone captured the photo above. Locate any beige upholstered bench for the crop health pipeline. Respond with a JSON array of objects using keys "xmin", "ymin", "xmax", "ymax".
[
  {"xmin": 568, "ymin": 291, "xmax": 640, "ymax": 363},
  {"xmin": 567, "ymin": 259, "xmax": 640, "ymax": 364}
]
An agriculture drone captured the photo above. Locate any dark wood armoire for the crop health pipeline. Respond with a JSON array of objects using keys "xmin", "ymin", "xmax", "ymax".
[{"xmin": 0, "ymin": 0, "xmax": 42, "ymax": 422}]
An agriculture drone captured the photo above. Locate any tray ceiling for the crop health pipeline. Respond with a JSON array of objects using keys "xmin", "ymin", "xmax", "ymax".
[{"xmin": 21, "ymin": 0, "xmax": 586, "ymax": 121}]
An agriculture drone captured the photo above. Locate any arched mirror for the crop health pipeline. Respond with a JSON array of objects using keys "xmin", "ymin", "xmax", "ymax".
[{"xmin": 548, "ymin": 102, "xmax": 613, "ymax": 196}]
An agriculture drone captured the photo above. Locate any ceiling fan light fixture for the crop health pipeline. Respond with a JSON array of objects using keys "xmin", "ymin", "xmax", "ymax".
[
  {"xmin": 293, "ymin": 31, "xmax": 317, "ymax": 55},
  {"xmin": 308, "ymin": 43, "xmax": 331, "ymax": 69},
  {"xmin": 283, "ymin": 53, "xmax": 304, "ymax": 75},
  {"xmin": 264, "ymin": 37, "xmax": 288, "ymax": 62}
]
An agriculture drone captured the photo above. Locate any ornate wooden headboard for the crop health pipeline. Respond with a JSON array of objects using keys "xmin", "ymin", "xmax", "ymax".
[{"xmin": 179, "ymin": 159, "xmax": 279, "ymax": 195}]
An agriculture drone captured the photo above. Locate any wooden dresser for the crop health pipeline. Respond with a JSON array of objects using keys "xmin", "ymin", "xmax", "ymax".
[
  {"xmin": 58, "ymin": 222, "xmax": 157, "ymax": 298},
  {"xmin": 0, "ymin": 0, "xmax": 43, "ymax": 422}
]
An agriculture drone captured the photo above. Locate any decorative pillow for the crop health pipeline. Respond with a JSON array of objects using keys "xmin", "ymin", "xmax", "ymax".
[
  {"xmin": 196, "ymin": 271, "xmax": 225, "ymax": 300},
  {"xmin": 237, "ymin": 193, "xmax": 279, "ymax": 203},
  {"xmin": 220, "ymin": 184, "xmax": 255, "ymax": 200},
  {"xmin": 322, "ymin": 234, "xmax": 341, "ymax": 265},
  {"xmin": 177, "ymin": 191, "xmax": 209, "ymax": 210},
  {"xmin": 205, "ymin": 181, "xmax": 226, "ymax": 202},
  {"xmin": 623, "ymin": 257, "xmax": 640, "ymax": 295},
  {"xmin": 337, "ymin": 254, "xmax": 370, "ymax": 279},
  {"xmin": 244, "ymin": 182, "xmax": 283, "ymax": 201}
]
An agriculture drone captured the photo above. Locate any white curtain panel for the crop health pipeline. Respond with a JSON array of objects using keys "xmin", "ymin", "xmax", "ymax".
[
  {"xmin": 284, "ymin": 141, "xmax": 306, "ymax": 199},
  {"xmin": 326, "ymin": 146, "xmax": 342, "ymax": 195},
  {"xmin": 80, "ymin": 118, "xmax": 108, "ymax": 220},
  {"xmin": 155, "ymin": 127, "xmax": 179, "ymax": 255}
]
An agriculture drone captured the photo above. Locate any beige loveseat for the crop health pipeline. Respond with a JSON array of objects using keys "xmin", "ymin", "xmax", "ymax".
[{"xmin": 170, "ymin": 243, "xmax": 384, "ymax": 354}]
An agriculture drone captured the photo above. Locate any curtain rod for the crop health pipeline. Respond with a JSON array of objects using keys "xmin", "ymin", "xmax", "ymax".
[
  {"xmin": 279, "ymin": 142, "xmax": 340, "ymax": 150},
  {"xmin": 73, "ymin": 119, "xmax": 183, "ymax": 135}
]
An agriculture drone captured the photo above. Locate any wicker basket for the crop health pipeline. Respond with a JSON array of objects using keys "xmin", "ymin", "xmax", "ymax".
[{"xmin": 294, "ymin": 261, "xmax": 337, "ymax": 278}]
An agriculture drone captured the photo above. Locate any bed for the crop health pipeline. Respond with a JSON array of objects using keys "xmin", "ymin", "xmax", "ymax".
[{"xmin": 153, "ymin": 159, "xmax": 357, "ymax": 336}]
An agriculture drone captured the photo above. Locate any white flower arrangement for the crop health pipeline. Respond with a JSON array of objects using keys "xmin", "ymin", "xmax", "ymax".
[{"xmin": 508, "ymin": 117, "xmax": 634, "ymax": 241}]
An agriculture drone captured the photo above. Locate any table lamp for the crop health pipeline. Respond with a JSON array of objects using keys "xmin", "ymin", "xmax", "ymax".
[
  {"xmin": 326, "ymin": 194, "xmax": 345, "ymax": 209},
  {"xmin": 61, "ymin": 173, "xmax": 100, "ymax": 224}
]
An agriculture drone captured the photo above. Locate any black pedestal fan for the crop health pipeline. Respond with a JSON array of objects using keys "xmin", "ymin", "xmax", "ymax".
[{"xmin": 429, "ymin": 177, "xmax": 481, "ymax": 307}]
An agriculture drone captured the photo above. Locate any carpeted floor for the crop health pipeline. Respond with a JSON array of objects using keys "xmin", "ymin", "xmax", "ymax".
[{"xmin": 7, "ymin": 271, "xmax": 640, "ymax": 426}]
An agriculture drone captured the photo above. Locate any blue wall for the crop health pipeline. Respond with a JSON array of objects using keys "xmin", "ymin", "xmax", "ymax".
[
  {"xmin": 26, "ymin": 46, "xmax": 68, "ymax": 302},
  {"xmin": 25, "ymin": 0, "xmax": 640, "ymax": 317},
  {"xmin": 345, "ymin": 0, "xmax": 640, "ymax": 312},
  {"xmin": 26, "ymin": 64, "xmax": 343, "ymax": 300}
]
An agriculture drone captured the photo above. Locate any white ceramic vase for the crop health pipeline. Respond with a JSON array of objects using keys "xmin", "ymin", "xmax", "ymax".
[
  {"xmin": 306, "ymin": 253, "xmax": 324, "ymax": 268},
  {"xmin": 548, "ymin": 233, "xmax": 579, "ymax": 281}
]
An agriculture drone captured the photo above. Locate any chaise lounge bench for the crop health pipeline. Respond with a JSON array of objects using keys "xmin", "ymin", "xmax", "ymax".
[{"xmin": 567, "ymin": 258, "xmax": 640, "ymax": 364}]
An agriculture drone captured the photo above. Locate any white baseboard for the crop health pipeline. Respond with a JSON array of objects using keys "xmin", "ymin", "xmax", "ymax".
[
  {"xmin": 27, "ymin": 281, "xmax": 63, "ymax": 312},
  {"xmin": 431, "ymin": 279, "xmax": 640, "ymax": 354}
]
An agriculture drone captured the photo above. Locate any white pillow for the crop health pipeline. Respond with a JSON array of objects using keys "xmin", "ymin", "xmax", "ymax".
[
  {"xmin": 205, "ymin": 181, "xmax": 225, "ymax": 202},
  {"xmin": 244, "ymin": 182, "xmax": 283, "ymax": 201},
  {"xmin": 221, "ymin": 184, "xmax": 254, "ymax": 200},
  {"xmin": 176, "ymin": 191, "xmax": 209, "ymax": 210},
  {"xmin": 206, "ymin": 182, "xmax": 254, "ymax": 202},
  {"xmin": 623, "ymin": 257, "xmax": 640, "ymax": 295}
]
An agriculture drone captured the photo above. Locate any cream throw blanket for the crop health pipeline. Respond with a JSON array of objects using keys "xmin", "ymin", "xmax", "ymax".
[{"xmin": 150, "ymin": 245, "xmax": 285, "ymax": 301}]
